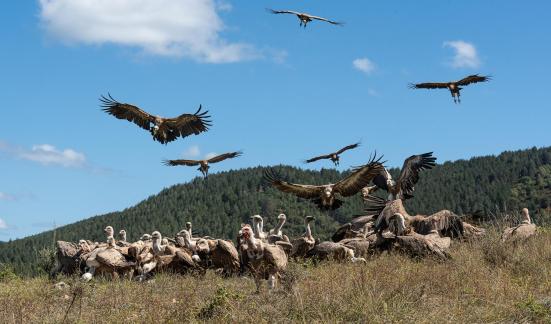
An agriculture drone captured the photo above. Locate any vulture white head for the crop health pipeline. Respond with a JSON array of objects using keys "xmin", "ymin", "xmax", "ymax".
[
  {"xmin": 277, "ymin": 213, "xmax": 287, "ymax": 221},
  {"xmin": 389, "ymin": 213, "xmax": 407, "ymax": 236},
  {"xmin": 240, "ymin": 224, "xmax": 254, "ymax": 241},
  {"xmin": 323, "ymin": 186, "xmax": 333, "ymax": 198},
  {"xmin": 185, "ymin": 222, "xmax": 192, "ymax": 231},
  {"xmin": 119, "ymin": 229, "xmax": 127, "ymax": 241},
  {"xmin": 151, "ymin": 231, "xmax": 162, "ymax": 242},
  {"xmin": 140, "ymin": 233, "xmax": 152, "ymax": 242},
  {"xmin": 195, "ymin": 238, "xmax": 210, "ymax": 254},
  {"xmin": 106, "ymin": 236, "xmax": 116, "ymax": 248},
  {"xmin": 104, "ymin": 226, "xmax": 114, "ymax": 237}
]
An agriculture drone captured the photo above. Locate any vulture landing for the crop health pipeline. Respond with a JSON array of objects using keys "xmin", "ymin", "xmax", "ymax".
[
  {"xmin": 163, "ymin": 151, "xmax": 242, "ymax": 178},
  {"xmin": 100, "ymin": 93, "xmax": 212, "ymax": 144},
  {"xmin": 268, "ymin": 9, "xmax": 343, "ymax": 28},
  {"xmin": 409, "ymin": 74, "xmax": 491, "ymax": 103}
]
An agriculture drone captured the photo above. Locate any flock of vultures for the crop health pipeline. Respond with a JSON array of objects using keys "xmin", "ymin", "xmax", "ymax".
[{"xmin": 49, "ymin": 8, "xmax": 503, "ymax": 292}]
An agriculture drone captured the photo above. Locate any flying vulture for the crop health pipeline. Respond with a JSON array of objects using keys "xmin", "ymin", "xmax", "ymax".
[
  {"xmin": 268, "ymin": 9, "xmax": 343, "ymax": 28},
  {"xmin": 409, "ymin": 74, "xmax": 491, "ymax": 103},
  {"xmin": 305, "ymin": 142, "xmax": 360, "ymax": 167},
  {"xmin": 100, "ymin": 93, "xmax": 212, "ymax": 144},
  {"xmin": 265, "ymin": 155, "xmax": 384, "ymax": 210},
  {"xmin": 163, "ymin": 151, "xmax": 242, "ymax": 178},
  {"xmin": 363, "ymin": 152, "xmax": 436, "ymax": 201}
]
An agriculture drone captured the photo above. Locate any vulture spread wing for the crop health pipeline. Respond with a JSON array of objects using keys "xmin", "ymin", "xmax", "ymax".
[
  {"xmin": 305, "ymin": 153, "xmax": 333, "ymax": 163},
  {"xmin": 268, "ymin": 9, "xmax": 302, "ymax": 16},
  {"xmin": 100, "ymin": 94, "xmax": 154, "ymax": 130},
  {"xmin": 456, "ymin": 74, "xmax": 491, "ymax": 86},
  {"xmin": 396, "ymin": 152, "xmax": 436, "ymax": 199},
  {"xmin": 333, "ymin": 157, "xmax": 385, "ymax": 197},
  {"xmin": 264, "ymin": 169, "xmax": 322, "ymax": 199},
  {"xmin": 307, "ymin": 14, "xmax": 343, "ymax": 25},
  {"xmin": 409, "ymin": 82, "xmax": 450, "ymax": 89},
  {"xmin": 163, "ymin": 159, "xmax": 201, "ymax": 167},
  {"xmin": 207, "ymin": 151, "xmax": 242, "ymax": 164},
  {"xmin": 336, "ymin": 142, "xmax": 361, "ymax": 155},
  {"xmin": 161, "ymin": 105, "xmax": 212, "ymax": 139}
]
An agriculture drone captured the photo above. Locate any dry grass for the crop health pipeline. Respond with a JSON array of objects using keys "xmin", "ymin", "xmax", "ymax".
[{"xmin": 2, "ymin": 230, "xmax": 551, "ymax": 323}]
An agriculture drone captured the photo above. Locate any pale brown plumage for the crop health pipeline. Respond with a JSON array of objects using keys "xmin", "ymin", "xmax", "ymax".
[
  {"xmin": 332, "ymin": 215, "xmax": 376, "ymax": 242},
  {"xmin": 502, "ymin": 208, "xmax": 536, "ymax": 242},
  {"xmin": 100, "ymin": 93, "xmax": 211, "ymax": 144},
  {"xmin": 265, "ymin": 155, "xmax": 384, "ymax": 210},
  {"xmin": 305, "ymin": 142, "xmax": 360, "ymax": 167},
  {"xmin": 268, "ymin": 9, "xmax": 343, "ymax": 28},
  {"xmin": 409, "ymin": 74, "xmax": 491, "ymax": 103},
  {"xmin": 290, "ymin": 216, "xmax": 316, "ymax": 259},
  {"xmin": 163, "ymin": 151, "xmax": 242, "ymax": 178},
  {"xmin": 195, "ymin": 238, "xmax": 240, "ymax": 276}
]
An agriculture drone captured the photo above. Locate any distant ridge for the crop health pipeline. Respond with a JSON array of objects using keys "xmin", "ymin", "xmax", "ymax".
[{"xmin": 1, "ymin": 146, "xmax": 550, "ymax": 275}]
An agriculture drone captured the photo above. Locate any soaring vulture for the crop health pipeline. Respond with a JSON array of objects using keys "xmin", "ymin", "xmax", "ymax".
[
  {"xmin": 163, "ymin": 151, "xmax": 242, "ymax": 178},
  {"xmin": 268, "ymin": 9, "xmax": 343, "ymax": 28},
  {"xmin": 409, "ymin": 74, "xmax": 491, "ymax": 103},
  {"xmin": 265, "ymin": 155, "xmax": 384, "ymax": 210},
  {"xmin": 100, "ymin": 93, "xmax": 212, "ymax": 144},
  {"xmin": 363, "ymin": 152, "xmax": 436, "ymax": 201},
  {"xmin": 305, "ymin": 142, "xmax": 360, "ymax": 167}
]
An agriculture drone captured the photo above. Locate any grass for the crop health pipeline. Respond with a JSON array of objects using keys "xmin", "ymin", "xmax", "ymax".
[{"xmin": 2, "ymin": 229, "xmax": 551, "ymax": 323}]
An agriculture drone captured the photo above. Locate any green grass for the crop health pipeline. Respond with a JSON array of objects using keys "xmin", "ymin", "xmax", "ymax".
[{"xmin": 2, "ymin": 230, "xmax": 551, "ymax": 323}]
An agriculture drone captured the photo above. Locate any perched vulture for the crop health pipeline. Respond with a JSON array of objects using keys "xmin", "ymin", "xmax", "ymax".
[
  {"xmin": 409, "ymin": 74, "xmax": 491, "ymax": 103},
  {"xmin": 290, "ymin": 216, "xmax": 316, "ymax": 259},
  {"xmin": 502, "ymin": 208, "xmax": 537, "ymax": 242},
  {"xmin": 363, "ymin": 152, "xmax": 436, "ymax": 201},
  {"xmin": 305, "ymin": 241, "xmax": 365, "ymax": 263},
  {"xmin": 305, "ymin": 142, "xmax": 360, "ymax": 167},
  {"xmin": 163, "ymin": 151, "xmax": 242, "ymax": 178},
  {"xmin": 195, "ymin": 238, "xmax": 240, "ymax": 276},
  {"xmin": 100, "ymin": 93, "xmax": 211, "ymax": 144},
  {"xmin": 265, "ymin": 155, "xmax": 384, "ymax": 210},
  {"xmin": 331, "ymin": 214, "xmax": 376, "ymax": 242},
  {"xmin": 268, "ymin": 9, "xmax": 343, "ymax": 28}
]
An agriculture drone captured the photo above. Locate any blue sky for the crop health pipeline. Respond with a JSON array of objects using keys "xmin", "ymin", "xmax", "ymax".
[{"xmin": 0, "ymin": 0, "xmax": 549, "ymax": 240}]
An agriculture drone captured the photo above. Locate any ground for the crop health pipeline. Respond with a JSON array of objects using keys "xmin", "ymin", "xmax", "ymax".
[{"xmin": 2, "ymin": 230, "xmax": 551, "ymax": 323}]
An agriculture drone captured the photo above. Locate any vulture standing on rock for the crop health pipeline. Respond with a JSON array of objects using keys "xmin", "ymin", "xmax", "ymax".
[
  {"xmin": 363, "ymin": 152, "xmax": 436, "ymax": 201},
  {"xmin": 502, "ymin": 208, "xmax": 537, "ymax": 242},
  {"xmin": 305, "ymin": 142, "xmax": 360, "ymax": 167},
  {"xmin": 268, "ymin": 9, "xmax": 343, "ymax": 28},
  {"xmin": 409, "ymin": 74, "xmax": 491, "ymax": 103},
  {"xmin": 163, "ymin": 151, "xmax": 242, "ymax": 178},
  {"xmin": 265, "ymin": 155, "xmax": 385, "ymax": 210},
  {"xmin": 100, "ymin": 93, "xmax": 212, "ymax": 144}
]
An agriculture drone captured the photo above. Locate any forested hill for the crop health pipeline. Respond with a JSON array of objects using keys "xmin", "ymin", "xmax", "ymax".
[{"xmin": 1, "ymin": 146, "xmax": 551, "ymax": 275}]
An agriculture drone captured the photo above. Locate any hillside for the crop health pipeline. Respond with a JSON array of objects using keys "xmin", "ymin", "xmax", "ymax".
[{"xmin": 1, "ymin": 146, "xmax": 550, "ymax": 275}]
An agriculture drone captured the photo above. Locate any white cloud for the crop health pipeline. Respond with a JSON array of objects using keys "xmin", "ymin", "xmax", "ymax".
[
  {"xmin": 0, "ymin": 142, "xmax": 86, "ymax": 168},
  {"xmin": 353, "ymin": 57, "xmax": 376, "ymax": 75},
  {"xmin": 182, "ymin": 145, "xmax": 201, "ymax": 158},
  {"xmin": 0, "ymin": 192, "xmax": 16, "ymax": 201},
  {"xmin": 39, "ymin": 0, "xmax": 258, "ymax": 63},
  {"xmin": 204, "ymin": 152, "xmax": 218, "ymax": 160},
  {"xmin": 443, "ymin": 40, "xmax": 481, "ymax": 68},
  {"xmin": 19, "ymin": 144, "xmax": 86, "ymax": 167},
  {"xmin": 0, "ymin": 218, "xmax": 7, "ymax": 230}
]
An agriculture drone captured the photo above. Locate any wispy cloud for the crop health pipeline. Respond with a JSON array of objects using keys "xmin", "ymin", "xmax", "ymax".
[
  {"xmin": 182, "ymin": 145, "xmax": 201, "ymax": 159},
  {"xmin": 443, "ymin": 40, "xmax": 481, "ymax": 68},
  {"xmin": 39, "ymin": 0, "xmax": 259, "ymax": 63},
  {"xmin": 182, "ymin": 145, "xmax": 217, "ymax": 160},
  {"xmin": 353, "ymin": 57, "xmax": 376, "ymax": 75},
  {"xmin": 0, "ymin": 141, "xmax": 86, "ymax": 168},
  {"xmin": 0, "ymin": 218, "xmax": 7, "ymax": 230},
  {"xmin": 0, "ymin": 192, "xmax": 17, "ymax": 201}
]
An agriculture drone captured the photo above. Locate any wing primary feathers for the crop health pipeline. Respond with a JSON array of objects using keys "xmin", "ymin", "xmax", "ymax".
[{"xmin": 363, "ymin": 194, "xmax": 388, "ymax": 215}]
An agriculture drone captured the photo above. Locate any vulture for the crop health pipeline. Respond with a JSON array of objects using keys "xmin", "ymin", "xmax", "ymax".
[
  {"xmin": 305, "ymin": 241, "xmax": 366, "ymax": 263},
  {"xmin": 365, "ymin": 196, "xmax": 464, "ymax": 238},
  {"xmin": 100, "ymin": 93, "xmax": 211, "ymax": 144},
  {"xmin": 50, "ymin": 241, "xmax": 81, "ymax": 278},
  {"xmin": 82, "ymin": 236, "xmax": 136, "ymax": 281},
  {"xmin": 268, "ymin": 9, "xmax": 343, "ymax": 28},
  {"xmin": 194, "ymin": 238, "xmax": 240, "ymax": 276},
  {"xmin": 238, "ymin": 224, "xmax": 288, "ymax": 292},
  {"xmin": 363, "ymin": 152, "xmax": 436, "ymax": 201},
  {"xmin": 305, "ymin": 142, "xmax": 360, "ymax": 167},
  {"xmin": 501, "ymin": 208, "xmax": 537, "ymax": 242},
  {"xmin": 409, "ymin": 74, "xmax": 491, "ymax": 103},
  {"xmin": 331, "ymin": 214, "xmax": 376, "ymax": 242},
  {"xmin": 267, "ymin": 214, "xmax": 292, "ymax": 247},
  {"xmin": 140, "ymin": 231, "xmax": 198, "ymax": 276},
  {"xmin": 163, "ymin": 151, "xmax": 242, "ymax": 178},
  {"xmin": 265, "ymin": 155, "xmax": 384, "ymax": 210},
  {"xmin": 290, "ymin": 216, "xmax": 316, "ymax": 259}
]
